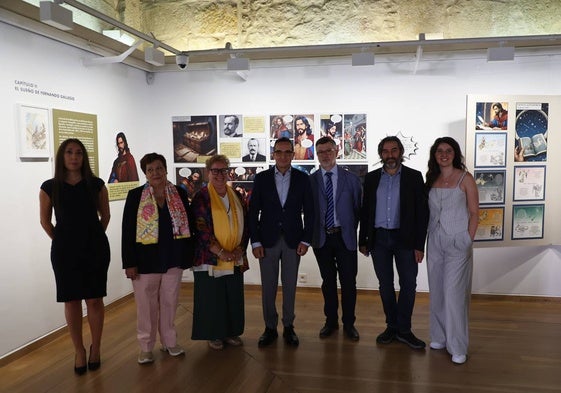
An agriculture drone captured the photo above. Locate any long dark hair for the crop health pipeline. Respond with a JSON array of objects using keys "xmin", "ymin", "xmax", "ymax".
[
  {"xmin": 116, "ymin": 132, "xmax": 130, "ymax": 155},
  {"xmin": 52, "ymin": 138, "xmax": 98, "ymax": 213},
  {"xmin": 425, "ymin": 137, "xmax": 466, "ymax": 189}
]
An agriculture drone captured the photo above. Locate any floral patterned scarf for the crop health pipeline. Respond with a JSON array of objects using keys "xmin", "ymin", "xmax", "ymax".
[{"xmin": 136, "ymin": 181, "xmax": 191, "ymax": 244}]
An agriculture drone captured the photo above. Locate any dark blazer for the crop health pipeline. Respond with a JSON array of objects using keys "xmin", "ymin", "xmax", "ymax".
[
  {"xmin": 242, "ymin": 153, "xmax": 267, "ymax": 162},
  {"xmin": 359, "ymin": 164, "xmax": 428, "ymax": 253},
  {"xmin": 310, "ymin": 166, "xmax": 362, "ymax": 250},
  {"xmin": 249, "ymin": 166, "xmax": 314, "ymax": 248},
  {"xmin": 122, "ymin": 184, "xmax": 194, "ymax": 273}
]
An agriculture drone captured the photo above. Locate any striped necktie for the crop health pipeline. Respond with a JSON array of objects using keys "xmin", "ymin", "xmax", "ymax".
[{"xmin": 325, "ymin": 172, "xmax": 334, "ymax": 229}]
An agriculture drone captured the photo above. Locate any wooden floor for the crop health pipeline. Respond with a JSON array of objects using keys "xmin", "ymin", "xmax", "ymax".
[{"xmin": 2, "ymin": 284, "xmax": 561, "ymax": 393}]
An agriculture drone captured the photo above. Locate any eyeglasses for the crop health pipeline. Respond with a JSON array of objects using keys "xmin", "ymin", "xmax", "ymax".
[
  {"xmin": 274, "ymin": 150, "xmax": 294, "ymax": 155},
  {"xmin": 209, "ymin": 168, "xmax": 229, "ymax": 175},
  {"xmin": 317, "ymin": 148, "xmax": 335, "ymax": 155}
]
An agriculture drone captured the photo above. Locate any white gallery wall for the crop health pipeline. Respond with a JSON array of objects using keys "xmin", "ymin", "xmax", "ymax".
[{"xmin": 2, "ymin": 21, "xmax": 561, "ymax": 358}]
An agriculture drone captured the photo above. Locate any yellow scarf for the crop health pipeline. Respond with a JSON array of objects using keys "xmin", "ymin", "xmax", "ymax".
[{"xmin": 208, "ymin": 183, "xmax": 243, "ymax": 272}]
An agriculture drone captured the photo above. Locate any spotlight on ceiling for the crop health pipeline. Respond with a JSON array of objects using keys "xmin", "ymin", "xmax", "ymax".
[
  {"xmin": 352, "ymin": 52, "xmax": 375, "ymax": 66},
  {"xmin": 487, "ymin": 46, "xmax": 515, "ymax": 62},
  {"xmin": 144, "ymin": 46, "xmax": 166, "ymax": 66},
  {"xmin": 39, "ymin": 1, "xmax": 73, "ymax": 31},
  {"xmin": 227, "ymin": 57, "xmax": 250, "ymax": 71}
]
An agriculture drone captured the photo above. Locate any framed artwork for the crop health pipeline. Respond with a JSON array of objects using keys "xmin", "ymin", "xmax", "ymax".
[
  {"xmin": 474, "ymin": 170, "xmax": 506, "ymax": 205},
  {"xmin": 511, "ymin": 204, "xmax": 544, "ymax": 240},
  {"xmin": 475, "ymin": 207, "xmax": 504, "ymax": 241},
  {"xmin": 17, "ymin": 104, "xmax": 50, "ymax": 158},
  {"xmin": 474, "ymin": 132, "xmax": 506, "ymax": 168},
  {"xmin": 513, "ymin": 166, "xmax": 546, "ymax": 201}
]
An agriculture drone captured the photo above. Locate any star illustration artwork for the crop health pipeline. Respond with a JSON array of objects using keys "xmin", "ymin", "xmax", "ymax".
[{"xmin": 395, "ymin": 131, "xmax": 419, "ymax": 160}]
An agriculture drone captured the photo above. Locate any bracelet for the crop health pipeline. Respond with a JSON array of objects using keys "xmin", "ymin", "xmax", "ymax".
[{"xmin": 217, "ymin": 248, "xmax": 224, "ymax": 257}]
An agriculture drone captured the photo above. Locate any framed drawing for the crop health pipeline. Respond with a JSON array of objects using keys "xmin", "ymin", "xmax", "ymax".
[
  {"xmin": 513, "ymin": 166, "xmax": 546, "ymax": 201},
  {"xmin": 475, "ymin": 207, "xmax": 504, "ymax": 241},
  {"xmin": 511, "ymin": 204, "xmax": 544, "ymax": 240},
  {"xmin": 474, "ymin": 132, "xmax": 506, "ymax": 168},
  {"xmin": 474, "ymin": 170, "xmax": 505, "ymax": 204},
  {"xmin": 17, "ymin": 104, "xmax": 50, "ymax": 158}
]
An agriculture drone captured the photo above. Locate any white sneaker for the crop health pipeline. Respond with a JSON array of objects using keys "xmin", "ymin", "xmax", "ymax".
[
  {"xmin": 430, "ymin": 342, "xmax": 446, "ymax": 350},
  {"xmin": 452, "ymin": 354, "xmax": 467, "ymax": 364},
  {"xmin": 161, "ymin": 345, "xmax": 185, "ymax": 356},
  {"xmin": 138, "ymin": 351, "xmax": 154, "ymax": 364}
]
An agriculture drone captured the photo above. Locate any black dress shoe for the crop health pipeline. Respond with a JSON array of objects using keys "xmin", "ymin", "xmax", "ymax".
[
  {"xmin": 376, "ymin": 327, "xmax": 397, "ymax": 344},
  {"xmin": 343, "ymin": 325, "xmax": 360, "ymax": 341},
  {"xmin": 319, "ymin": 324, "xmax": 339, "ymax": 338},
  {"xmin": 258, "ymin": 328, "xmax": 278, "ymax": 347},
  {"xmin": 283, "ymin": 325, "xmax": 299, "ymax": 346},
  {"xmin": 396, "ymin": 331, "xmax": 426, "ymax": 350}
]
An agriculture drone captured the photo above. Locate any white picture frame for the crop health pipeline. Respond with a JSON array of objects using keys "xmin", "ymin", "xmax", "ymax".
[{"xmin": 17, "ymin": 104, "xmax": 50, "ymax": 158}]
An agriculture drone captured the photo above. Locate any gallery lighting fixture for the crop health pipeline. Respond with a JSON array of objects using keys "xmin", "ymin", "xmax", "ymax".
[
  {"xmin": 351, "ymin": 52, "xmax": 375, "ymax": 66},
  {"xmin": 144, "ymin": 46, "xmax": 166, "ymax": 66},
  {"xmin": 39, "ymin": 1, "xmax": 73, "ymax": 31},
  {"xmin": 487, "ymin": 46, "xmax": 515, "ymax": 61},
  {"xmin": 227, "ymin": 57, "xmax": 250, "ymax": 71}
]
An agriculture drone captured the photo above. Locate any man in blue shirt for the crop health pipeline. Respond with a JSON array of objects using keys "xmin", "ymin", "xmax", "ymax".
[{"xmin": 359, "ymin": 136, "xmax": 429, "ymax": 349}]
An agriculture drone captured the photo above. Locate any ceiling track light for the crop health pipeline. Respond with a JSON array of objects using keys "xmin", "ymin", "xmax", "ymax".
[
  {"xmin": 351, "ymin": 52, "xmax": 375, "ymax": 66},
  {"xmin": 39, "ymin": 1, "xmax": 73, "ymax": 31},
  {"xmin": 144, "ymin": 46, "xmax": 165, "ymax": 66},
  {"xmin": 487, "ymin": 46, "xmax": 515, "ymax": 62},
  {"xmin": 227, "ymin": 57, "xmax": 250, "ymax": 71}
]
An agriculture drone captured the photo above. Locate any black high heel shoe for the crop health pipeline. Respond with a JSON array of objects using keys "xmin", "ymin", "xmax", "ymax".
[
  {"xmin": 88, "ymin": 345, "xmax": 101, "ymax": 371},
  {"xmin": 74, "ymin": 352, "xmax": 87, "ymax": 375}
]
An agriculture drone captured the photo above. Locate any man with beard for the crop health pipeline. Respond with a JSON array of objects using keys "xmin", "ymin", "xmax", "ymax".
[
  {"xmin": 108, "ymin": 132, "xmax": 139, "ymax": 183},
  {"xmin": 242, "ymin": 138, "xmax": 266, "ymax": 162},
  {"xmin": 223, "ymin": 115, "xmax": 242, "ymax": 137},
  {"xmin": 359, "ymin": 136, "xmax": 429, "ymax": 350},
  {"xmin": 294, "ymin": 116, "xmax": 314, "ymax": 160}
]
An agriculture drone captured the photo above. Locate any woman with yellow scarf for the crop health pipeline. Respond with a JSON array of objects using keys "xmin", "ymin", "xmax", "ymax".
[{"xmin": 191, "ymin": 155, "xmax": 249, "ymax": 350}]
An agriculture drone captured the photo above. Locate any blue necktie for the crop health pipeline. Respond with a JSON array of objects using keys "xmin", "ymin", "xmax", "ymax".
[{"xmin": 325, "ymin": 172, "xmax": 334, "ymax": 229}]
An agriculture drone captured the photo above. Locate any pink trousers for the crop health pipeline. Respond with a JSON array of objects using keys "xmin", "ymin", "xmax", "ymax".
[{"xmin": 132, "ymin": 267, "xmax": 183, "ymax": 352}]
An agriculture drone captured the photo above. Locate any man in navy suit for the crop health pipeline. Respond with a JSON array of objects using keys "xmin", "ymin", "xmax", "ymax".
[
  {"xmin": 310, "ymin": 137, "xmax": 362, "ymax": 341},
  {"xmin": 359, "ymin": 136, "xmax": 429, "ymax": 350},
  {"xmin": 249, "ymin": 137, "xmax": 315, "ymax": 347}
]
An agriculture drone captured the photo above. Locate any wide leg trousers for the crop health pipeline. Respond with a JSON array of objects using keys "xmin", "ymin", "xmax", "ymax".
[{"xmin": 427, "ymin": 227, "xmax": 473, "ymax": 356}]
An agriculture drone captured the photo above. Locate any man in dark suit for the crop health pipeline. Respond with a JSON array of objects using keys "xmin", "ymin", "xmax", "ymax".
[
  {"xmin": 359, "ymin": 136, "xmax": 429, "ymax": 350},
  {"xmin": 249, "ymin": 137, "xmax": 315, "ymax": 347},
  {"xmin": 310, "ymin": 137, "xmax": 362, "ymax": 341},
  {"xmin": 242, "ymin": 138, "xmax": 266, "ymax": 162}
]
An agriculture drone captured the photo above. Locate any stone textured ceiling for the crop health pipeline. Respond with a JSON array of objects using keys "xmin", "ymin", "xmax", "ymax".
[
  {"xmin": 4, "ymin": 0, "xmax": 561, "ymax": 70},
  {"xmin": 105, "ymin": 0, "xmax": 561, "ymax": 52}
]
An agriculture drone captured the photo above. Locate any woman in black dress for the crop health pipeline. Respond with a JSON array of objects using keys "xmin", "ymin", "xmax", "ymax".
[{"xmin": 39, "ymin": 139, "xmax": 110, "ymax": 375}]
